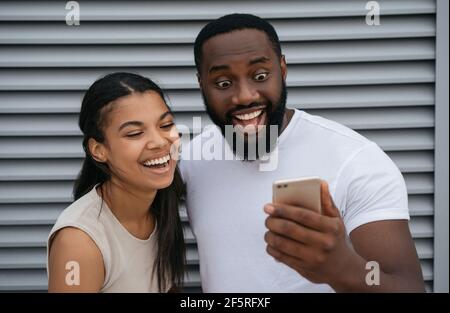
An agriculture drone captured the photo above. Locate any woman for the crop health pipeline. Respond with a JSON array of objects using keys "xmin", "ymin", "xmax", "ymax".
[{"xmin": 47, "ymin": 72, "xmax": 185, "ymax": 292}]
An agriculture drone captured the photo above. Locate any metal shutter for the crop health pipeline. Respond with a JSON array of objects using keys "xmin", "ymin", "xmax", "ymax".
[{"xmin": 0, "ymin": 0, "xmax": 439, "ymax": 292}]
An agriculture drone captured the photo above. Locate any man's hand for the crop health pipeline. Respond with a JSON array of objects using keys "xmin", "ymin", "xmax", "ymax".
[
  {"xmin": 264, "ymin": 180, "xmax": 425, "ymax": 292},
  {"xmin": 264, "ymin": 180, "xmax": 358, "ymax": 286}
]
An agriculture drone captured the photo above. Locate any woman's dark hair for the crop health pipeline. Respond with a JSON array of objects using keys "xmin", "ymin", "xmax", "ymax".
[{"xmin": 74, "ymin": 72, "xmax": 185, "ymax": 292}]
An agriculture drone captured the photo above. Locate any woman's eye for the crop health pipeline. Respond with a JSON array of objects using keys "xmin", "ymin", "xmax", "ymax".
[
  {"xmin": 126, "ymin": 132, "xmax": 143, "ymax": 137},
  {"xmin": 254, "ymin": 72, "xmax": 269, "ymax": 81},
  {"xmin": 161, "ymin": 122, "xmax": 174, "ymax": 129},
  {"xmin": 216, "ymin": 80, "xmax": 231, "ymax": 89}
]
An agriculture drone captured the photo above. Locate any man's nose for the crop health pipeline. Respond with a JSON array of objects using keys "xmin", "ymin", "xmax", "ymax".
[{"xmin": 232, "ymin": 81, "xmax": 259, "ymax": 106}]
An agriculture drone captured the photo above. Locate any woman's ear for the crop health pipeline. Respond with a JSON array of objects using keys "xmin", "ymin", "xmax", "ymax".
[{"xmin": 88, "ymin": 138, "xmax": 107, "ymax": 163}]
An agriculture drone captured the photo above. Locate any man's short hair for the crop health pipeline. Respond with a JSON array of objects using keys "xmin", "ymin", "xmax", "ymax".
[{"xmin": 194, "ymin": 13, "xmax": 282, "ymax": 73}]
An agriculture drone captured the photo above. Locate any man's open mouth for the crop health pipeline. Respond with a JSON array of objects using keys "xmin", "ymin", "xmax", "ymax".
[{"xmin": 231, "ymin": 106, "xmax": 267, "ymax": 130}]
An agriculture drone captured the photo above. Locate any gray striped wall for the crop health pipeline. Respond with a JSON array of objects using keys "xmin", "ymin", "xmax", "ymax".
[{"xmin": 0, "ymin": 0, "xmax": 442, "ymax": 292}]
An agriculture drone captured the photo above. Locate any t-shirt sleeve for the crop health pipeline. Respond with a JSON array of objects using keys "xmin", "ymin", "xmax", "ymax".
[{"xmin": 335, "ymin": 142, "xmax": 410, "ymax": 235}]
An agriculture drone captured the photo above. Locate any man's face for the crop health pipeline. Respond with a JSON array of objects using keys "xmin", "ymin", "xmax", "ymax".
[{"xmin": 198, "ymin": 28, "xmax": 288, "ymax": 160}]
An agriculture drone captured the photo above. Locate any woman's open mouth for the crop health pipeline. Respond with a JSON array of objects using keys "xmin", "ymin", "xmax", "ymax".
[{"xmin": 140, "ymin": 153, "xmax": 171, "ymax": 174}]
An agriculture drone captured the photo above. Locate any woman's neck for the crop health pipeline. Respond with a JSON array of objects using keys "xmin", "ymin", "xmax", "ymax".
[{"xmin": 99, "ymin": 179, "xmax": 157, "ymax": 239}]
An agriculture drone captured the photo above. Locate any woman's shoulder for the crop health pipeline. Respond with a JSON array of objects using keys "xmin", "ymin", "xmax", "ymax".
[
  {"xmin": 49, "ymin": 226, "xmax": 103, "ymax": 261},
  {"xmin": 47, "ymin": 226, "xmax": 105, "ymax": 292},
  {"xmin": 48, "ymin": 186, "xmax": 110, "ymax": 263},
  {"xmin": 47, "ymin": 186, "xmax": 109, "ymax": 292},
  {"xmin": 57, "ymin": 187, "xmax": 103, "ymax": 223}
]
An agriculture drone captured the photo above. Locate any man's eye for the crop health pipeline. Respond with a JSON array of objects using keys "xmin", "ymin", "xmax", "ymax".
[
  {"xmin": 254, "ymin": 72, "xmax": 269, "ymax": 81},
  {"xmin": 126, "ymin": 132, "xmax": 143, "ymax": 137},
  {"xmin": 216, "ymin": 80, "xmax": 232, "ymax": 89}
]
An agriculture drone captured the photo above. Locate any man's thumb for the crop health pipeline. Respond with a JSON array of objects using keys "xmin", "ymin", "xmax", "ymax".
[{"xmin": 320, "ymin": 180, "xmax": 340, "ymax": 217}]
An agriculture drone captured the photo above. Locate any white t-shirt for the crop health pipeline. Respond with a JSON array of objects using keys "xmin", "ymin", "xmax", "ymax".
[{"xmin": 179, "ymin": 109, "xmax": 409, "ymax": 293}]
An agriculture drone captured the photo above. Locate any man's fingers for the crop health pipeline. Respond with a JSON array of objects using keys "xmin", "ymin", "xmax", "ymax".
[
  {"xmin": 266, "ymin": 245, "xmax": 312, "ymax": 274},
  {"xmin": 264, "ymin": 231, "xmax": 316, "ymax": 262},
  {"xmin": 265, "ymin": 203, "xmax": 333, "ymax": 233},
  {"xmin": 265, "ymin": 216, "xmax": 325, "ymax": 245}
]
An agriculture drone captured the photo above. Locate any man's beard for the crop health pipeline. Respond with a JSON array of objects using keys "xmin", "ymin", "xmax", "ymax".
[{"xmin": 202, "ymin": 80, "xmax": 287, "ymax": 161}]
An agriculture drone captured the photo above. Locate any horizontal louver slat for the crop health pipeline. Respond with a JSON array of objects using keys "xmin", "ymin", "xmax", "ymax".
[
  {"xmin": 0, "ymin": 16, "xmax": 435, "ymax": 44},
  {"xmin": 0, "ymin": 0, "xmax": 436, "ymax": 21},
  {"xmin": 0, "ymin": 38, "xmax": 435, "ymax": 67}
]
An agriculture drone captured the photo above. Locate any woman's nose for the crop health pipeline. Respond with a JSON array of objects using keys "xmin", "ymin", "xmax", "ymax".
[{"xmin": 145, "ymin": 130, "xmax": 168, "ymax": 150}]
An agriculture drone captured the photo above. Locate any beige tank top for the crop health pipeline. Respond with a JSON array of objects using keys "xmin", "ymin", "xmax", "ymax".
[{"xmin": 47, "ymin": 185, "xmax": 167, "ymax": 292}]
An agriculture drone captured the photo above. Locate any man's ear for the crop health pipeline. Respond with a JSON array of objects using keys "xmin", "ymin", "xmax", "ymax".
[
  {"xmin": 280, "ymin": 55, "xmax": 287, "ymax": 81},
  {"xmin": 88, "ymin": 138, "xmax": 107, "ymax": 163},
  {"xmin": 196, "ymin": 73, "xmax": 203, "ymax": 91}
]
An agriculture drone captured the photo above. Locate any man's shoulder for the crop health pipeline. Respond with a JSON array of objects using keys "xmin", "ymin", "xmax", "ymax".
[
  {"xmin": 179, "ymin": 125, "xmax": 222, "ymax": 177},
  {"xmin": 295, "ymin": 110, "xmax": 372, "ymax": 149}
]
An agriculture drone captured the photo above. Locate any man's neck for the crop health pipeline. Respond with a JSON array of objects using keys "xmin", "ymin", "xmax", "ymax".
[{"xmin": 279, "ymin": 108, "xmax": 295, "ymax": 135}]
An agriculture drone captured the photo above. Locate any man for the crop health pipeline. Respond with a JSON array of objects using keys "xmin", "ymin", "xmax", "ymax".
[{"xmin": 179, "ymin": 13, "xmax": 425, "ymax": 292}]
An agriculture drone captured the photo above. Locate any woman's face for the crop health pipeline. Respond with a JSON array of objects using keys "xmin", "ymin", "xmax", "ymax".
[{"xmin": 92, "ymin": 91, "xmax": 179, "ymax": 193}]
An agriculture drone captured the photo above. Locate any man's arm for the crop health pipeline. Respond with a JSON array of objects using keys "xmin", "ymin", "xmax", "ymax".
[
  {"xmin": 341, "ymin": 219, "xmax": 425, "ymax": 292},
  {"xmin": 264, "ymin": 181, "xmax": 425, "ymax": 292}
]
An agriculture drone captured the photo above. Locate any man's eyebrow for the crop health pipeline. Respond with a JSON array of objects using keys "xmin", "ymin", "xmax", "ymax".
[
  {"xmin": 118, "ymin": 121, "xmax": 144, "ymax": 131},
  {"xmin": 208, "ymin": 64, "xmax": 230, "ymax": 74},
  {"xmin": 249, "ymin": 56, "xmax": 270, "ymax": 65},
  {"xmin": 208, "ymin": 57, "xmax": 270, "ymax": 74}
]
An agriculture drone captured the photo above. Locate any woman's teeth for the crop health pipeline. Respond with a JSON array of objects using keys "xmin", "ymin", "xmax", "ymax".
[
  {"xmin": 142, "ymin": 154, "xmax": 170, "ymax": 167},
  {"xmin": 234, "ymin": 109, "xmax": 263, "ymax": 121}
]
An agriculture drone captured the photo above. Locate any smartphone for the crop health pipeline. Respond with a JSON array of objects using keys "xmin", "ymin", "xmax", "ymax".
[{"xmin": 272, "ymin": 177, "xmax": 322, "ymax": 214}]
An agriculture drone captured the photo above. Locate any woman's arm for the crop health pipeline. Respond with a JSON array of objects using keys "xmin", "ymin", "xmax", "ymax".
[{"xmin": 48, "ymin": 227, "xmax": 105, "ymax": 292}]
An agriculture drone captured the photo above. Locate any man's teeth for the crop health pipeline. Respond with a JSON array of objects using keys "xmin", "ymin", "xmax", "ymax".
[
  {"xmin": 143, "ymin": 154, "xmax": 170, "ymax": 166},
  {"xmin": 234, "ymin": 109, "xmax": 263, "ymax": 121}
]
